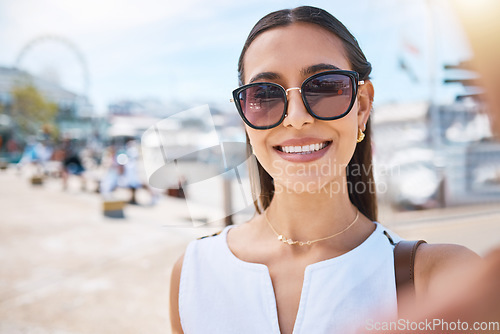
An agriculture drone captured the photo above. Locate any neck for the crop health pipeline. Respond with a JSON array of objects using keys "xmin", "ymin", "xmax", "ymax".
[{"xmin": 265, "ymin": 178, "xmax": 360, "ymax": 244}]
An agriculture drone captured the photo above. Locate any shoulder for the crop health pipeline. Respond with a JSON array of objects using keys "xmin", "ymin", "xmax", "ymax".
[
  {"xmin": 170, "ymin": 251, "xmax": 185, "ymax": 299},
  {"xmin": 169, "ymin": 228, "xmax": 228, "ymax": 333},
  {"xmin": 171, "ymin": 252, "xmax": 185, "ymax": 282},
  {"xmin": 172, "ymin": 228, "xmax": 227, "ymax": 277},
  {"xmin": 172, "ymin": 228, "xmax": 226, "ymax": 277},
  {"xmin": 170, "ymin": 253, "xmax": 185, "ymax": 334},
  {"xmin": 414, "ymin": 243, "xmax": 480, "ymax": 298}
]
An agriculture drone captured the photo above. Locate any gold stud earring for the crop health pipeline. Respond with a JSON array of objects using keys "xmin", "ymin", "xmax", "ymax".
[{"xmin": 356, "ymin": 128, "xmax": 365, "ymax": 143}]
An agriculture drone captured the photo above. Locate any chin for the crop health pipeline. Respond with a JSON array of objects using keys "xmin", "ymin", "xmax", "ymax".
[{"xmin": 273, "ymin": 175, "xmax": 344, "ymax": 196}]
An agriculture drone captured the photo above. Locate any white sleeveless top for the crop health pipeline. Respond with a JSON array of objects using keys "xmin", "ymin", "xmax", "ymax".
[{"xmin": 179, "ymin": 222, "xmax": 401, "ymax": 334}]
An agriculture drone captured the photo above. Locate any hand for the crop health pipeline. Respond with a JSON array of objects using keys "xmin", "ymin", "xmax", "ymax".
[{"xmin": 361, "ymin": 246, "xmax": 500, "ymax": 333}]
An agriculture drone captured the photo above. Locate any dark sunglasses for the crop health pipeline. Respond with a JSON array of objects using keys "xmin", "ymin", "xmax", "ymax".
[{"xmin": 231, "ymin": 70, "xmax": 364, "ymax": 130}]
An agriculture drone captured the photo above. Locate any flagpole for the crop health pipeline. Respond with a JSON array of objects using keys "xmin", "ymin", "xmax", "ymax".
[{"xmin": 426, "ymin": 0, "xmax": 441, "ymax": 147}]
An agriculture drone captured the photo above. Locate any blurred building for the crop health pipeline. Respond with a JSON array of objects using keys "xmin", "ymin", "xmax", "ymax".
[
  {"xmin": 0, "ymin": 66, "xmax": 105, "ymax": 142},
  {"xmin": 106, "ymin": 98, "xmax": 244, "ymax": 142},
  {"xmin": 373, "ymin": 98, "xmax": 500, "ymax": 210},
  {"xmin": 0, "ymin": 66, "xmax": 92, "ymax": 114}
]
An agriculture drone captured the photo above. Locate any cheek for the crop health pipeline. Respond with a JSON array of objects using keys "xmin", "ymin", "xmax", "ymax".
[
  {"xmin": 331, "ymin": 115, "xmax": 359, "ymax": 163},
  {"xmin": 246, "ymin": 128, "xmax": 283, "ymax": 180},
  {"xmin": 246, "ymin": 128, "xmax": 271, "ymax": 165},
  {"xmin": 246, "ymin": 128, "xmax": 264, "ymax": 153}
]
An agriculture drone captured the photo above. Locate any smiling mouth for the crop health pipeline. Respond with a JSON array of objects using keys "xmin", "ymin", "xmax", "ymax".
[{"xmin": 274, "ymin": 141, "xmax": 332, "ymax": 154}]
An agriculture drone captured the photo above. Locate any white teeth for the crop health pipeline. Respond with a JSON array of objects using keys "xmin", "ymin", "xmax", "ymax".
[{"xmin": 278, "ymin": 141, "xmax": 329, "ymax": 154}]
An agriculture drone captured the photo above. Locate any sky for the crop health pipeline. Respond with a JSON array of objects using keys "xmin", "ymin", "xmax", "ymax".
[{"xmin": 0, "ymin": 0, "xmax": 472, "ymax": 114}]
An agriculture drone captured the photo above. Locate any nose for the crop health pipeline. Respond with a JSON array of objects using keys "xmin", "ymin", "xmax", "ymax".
[{"xmin": 282, "ymin": 87, "xmax": 314, "ymax": 129}]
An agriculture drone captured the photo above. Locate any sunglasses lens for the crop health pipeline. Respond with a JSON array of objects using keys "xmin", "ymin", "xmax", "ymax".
[
  {"xmin": 238, "ymin": 84, "xmax": 285, "ymax": 128},
  {"xmin": 303, "ymin": 73, "xmax": 353, "ymax": 119}
]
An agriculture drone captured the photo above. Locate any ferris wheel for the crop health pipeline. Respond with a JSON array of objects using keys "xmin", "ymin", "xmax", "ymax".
[{"xmin": 15, "ymin": 34, "xmax": 90, "ymax": 98}]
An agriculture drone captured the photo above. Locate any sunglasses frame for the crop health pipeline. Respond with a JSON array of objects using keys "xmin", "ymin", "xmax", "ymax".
[{"xmin": 232, "ymin": 70, "xmax": 365, "ymax": 130}]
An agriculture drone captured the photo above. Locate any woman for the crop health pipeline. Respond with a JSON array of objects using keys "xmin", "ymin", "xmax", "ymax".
[{"xmin": 170, "ymin": 6, "xmax": 477, "ymax": 334}]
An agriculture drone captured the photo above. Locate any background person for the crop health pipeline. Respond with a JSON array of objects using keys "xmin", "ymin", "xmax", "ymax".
[{"xmin": 61, "ymin": 137, "xmax": 86, "ymax": 191}]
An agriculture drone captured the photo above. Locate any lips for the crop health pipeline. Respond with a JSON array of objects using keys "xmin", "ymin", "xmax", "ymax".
[
  {"xmin": 275, "ymin": 141, "xmax": 331, "ymax": 154},
  {"xmin": 272, "ymin": 138, "xmax": 333, "ymax": 163}
]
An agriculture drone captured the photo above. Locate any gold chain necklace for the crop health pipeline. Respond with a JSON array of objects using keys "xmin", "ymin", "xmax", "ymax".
[{"xmin": 264, "ymin": 209, "xmax": 360, "ymax": 246}]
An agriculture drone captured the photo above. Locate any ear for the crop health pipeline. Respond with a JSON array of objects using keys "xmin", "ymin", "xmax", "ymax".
[{"xmin": 356, "ymin": 80, "xmax": 374, "ymax": 130}]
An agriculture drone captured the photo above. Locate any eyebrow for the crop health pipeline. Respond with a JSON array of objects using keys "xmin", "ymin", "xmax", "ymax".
[
  {"xmin": 248, "ymin": 63, "xmax": 342, "ymax": 84},
  {"xmin": 248, "ymin": 72, "xmax": 280, "ymax": 84},
  {"xmin": 301, "ymin": 63, "xmax": 341, "ymax": 76}
]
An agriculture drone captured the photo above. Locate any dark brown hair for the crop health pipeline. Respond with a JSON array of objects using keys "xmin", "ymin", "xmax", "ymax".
[{"xmin": 238, "ymin": 6, "xmax": 377, "ymax": 222}]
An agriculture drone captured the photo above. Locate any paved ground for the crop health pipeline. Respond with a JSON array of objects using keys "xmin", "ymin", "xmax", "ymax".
[
  {"xmin": 0, "ymin": 168, "xmax": 225, "ymax": 334},
  {"xmin": 0, "ymin": 167, "xmax": 499, "ymax": 334}
]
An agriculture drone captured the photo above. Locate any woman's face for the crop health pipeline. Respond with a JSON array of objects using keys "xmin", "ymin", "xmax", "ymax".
[{"xmin": 243, "ymin": 22, "xmax": 373, "ymax": 194}]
